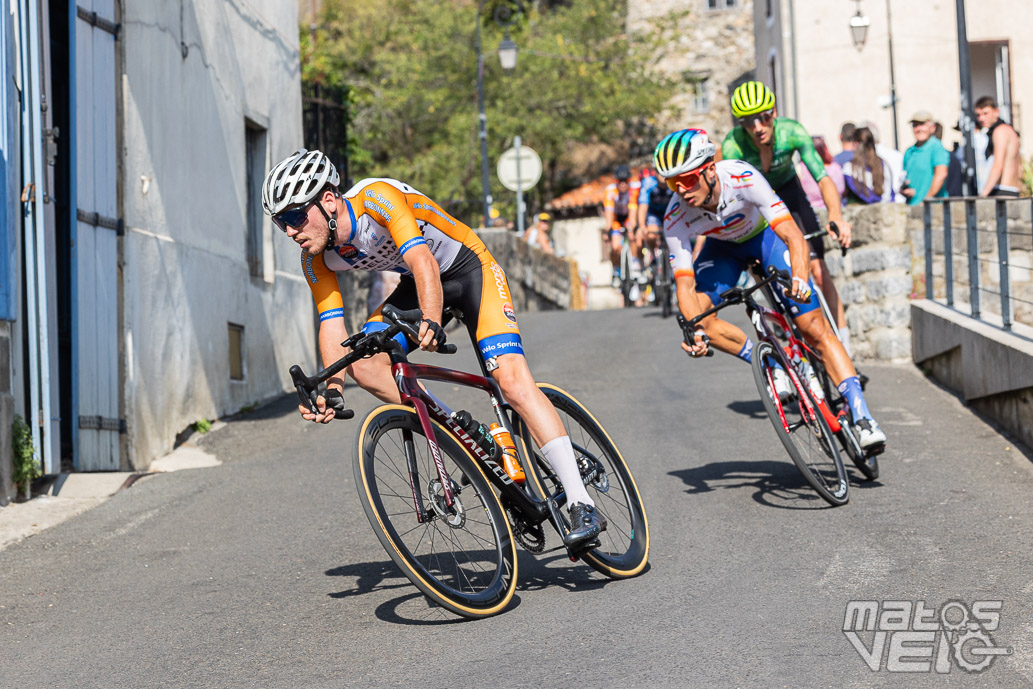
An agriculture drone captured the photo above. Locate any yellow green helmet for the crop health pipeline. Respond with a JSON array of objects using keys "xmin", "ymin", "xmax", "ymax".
[{"xmin": 730, "ymin": 81, "xmax": 776, "ymax": 118}]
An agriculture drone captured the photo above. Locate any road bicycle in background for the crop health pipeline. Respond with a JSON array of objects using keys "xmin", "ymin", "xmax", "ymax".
[
  {"xmin": 646, "ymin": 228, "xmax": 674, "ymax": 318},
  {"xmin": 289, "ymin": 296, "xmax": 649, "ymax": 618}
]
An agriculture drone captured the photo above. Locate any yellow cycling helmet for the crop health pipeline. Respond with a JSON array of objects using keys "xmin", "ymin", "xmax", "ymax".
[{"xmin": 730, "ymin": 81, "xmax": 776, "ymax": 118}]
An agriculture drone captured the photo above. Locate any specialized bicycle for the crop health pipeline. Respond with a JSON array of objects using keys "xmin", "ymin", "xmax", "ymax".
[
  {"xmin": 289, "ymin": 299, "xmax": 649, "ymax": 618},
  {"xmin": 679, "ymin": 266, "xmax": 850, "ymax": 506}
]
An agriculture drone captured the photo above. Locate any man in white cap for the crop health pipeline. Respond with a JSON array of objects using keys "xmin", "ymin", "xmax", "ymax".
[{"xmin": 902, "ymin": 110, "xmax": 950, "ymax": 205}]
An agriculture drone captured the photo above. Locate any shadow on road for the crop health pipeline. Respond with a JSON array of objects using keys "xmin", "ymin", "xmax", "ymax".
[
  {"xmin": 324, "ymin": 549, "xmax": 642, "ymax": 624},
  {"xmin": 726, "ymin": 399, "xmax": 767, "ymax": 419},
  {"xmin": 668, "ymin": 460, "xmax": 842, "ymax": 510}
]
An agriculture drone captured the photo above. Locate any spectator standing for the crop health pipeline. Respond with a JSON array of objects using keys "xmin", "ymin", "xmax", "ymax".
[
  {"xmin": 842, "ymin": 127, "xmax": 895, "ymax": 203},
  {"xmin": 902, "ymin": 111, "xmax": 949, "ymax": 205},
  {"xmin": 975, "ymin": 96, "xmax": 1023, "ymax": 197},
  {"xmin": 524, "ymin": 212, "xmax": 555, "ymax": 255},
  {"xmin": 798, "ymin": 135, "xmax": 845, "ymax": 209},
  {"xmin": 858, "ymin": 120, "xmax": 905, "ymax": 202},
  {"xmin": 834, "ymin": 122, "xmax": 857, "ymax": 166}
]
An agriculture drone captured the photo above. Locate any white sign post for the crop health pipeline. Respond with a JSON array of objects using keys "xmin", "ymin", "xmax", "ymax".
[{"xmin": 497, "ymin": 139, "xmax": 542, "ymax": 235}]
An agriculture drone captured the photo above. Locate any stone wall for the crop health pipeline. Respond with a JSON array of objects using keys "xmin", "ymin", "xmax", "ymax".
[
  {"xmin": 817, "ymin": 203, "xmax": 913, "ymax": 361},
  {"xmin": 479, "ymin": 230, "xmax": 579, "ymax": 311}
]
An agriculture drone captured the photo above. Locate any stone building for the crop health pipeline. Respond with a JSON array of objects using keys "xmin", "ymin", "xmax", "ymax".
[{"xmin": 628, "ymin": 0, "xmax": 756, "ymax": 143}]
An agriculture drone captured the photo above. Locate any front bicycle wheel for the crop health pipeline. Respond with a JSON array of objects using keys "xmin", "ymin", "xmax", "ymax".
[
  {"xmin": 514, "ymin": 384, "xmax": 649, "ymax": 578},
  {"xmin": 619, "ymin": 244, "xmax": 634, "ymax": 308},
  {"xmin": 751, "ymin": 342, "xmax": 849, "ymax": 506},
  {"xmin": 354, "ymin": 405, "xmax": 518, "ymax": 618}
]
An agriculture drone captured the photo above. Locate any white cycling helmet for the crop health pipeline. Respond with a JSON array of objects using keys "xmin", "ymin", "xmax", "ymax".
[
  {"xmin": 262, "ymin": 148, "xmax": 340, "ymax": 216},
  {"xmin": 652, "ymin": 128, "xmax": 717, "ymax": 178}
]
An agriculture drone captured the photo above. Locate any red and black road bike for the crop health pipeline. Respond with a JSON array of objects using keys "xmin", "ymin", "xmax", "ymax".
[{"xmin": 289, "ymin": 301, "xmax": 649, "ymax": 618}]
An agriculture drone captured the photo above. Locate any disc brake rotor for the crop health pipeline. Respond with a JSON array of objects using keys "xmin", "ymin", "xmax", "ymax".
[{"xmin": 427, "ymin": 479, "xmax": 465, "ymax": 528}]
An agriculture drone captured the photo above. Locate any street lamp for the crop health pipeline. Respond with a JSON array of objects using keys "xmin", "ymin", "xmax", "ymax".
[
  {"xmin": 476, "ymin": 1, "xmax": 522, "ymax": 227},
  {"xmin": 849, "ymin": 0, "xmax": 899, "ymax": 150},
  {"xmin": 849, "ymin": 5, "xmax": 869, "ymax": 50}
]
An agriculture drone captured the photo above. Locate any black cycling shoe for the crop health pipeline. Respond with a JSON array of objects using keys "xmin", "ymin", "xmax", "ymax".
[{"xmin": 564, "ymin": 503, "xmax": 607, "ymax": 548}]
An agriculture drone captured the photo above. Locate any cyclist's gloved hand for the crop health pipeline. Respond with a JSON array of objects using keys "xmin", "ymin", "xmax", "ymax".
[
  {"xmin": 419, "ymin": 318, "xmax": 447, "ymax": 351},
  {"xmin": 324, "ymin": 387, "xmax": 349, "ymax": 419},
  {"xmin": 789, "ymin": 276, "xmax": 812, "ymax": 303}
]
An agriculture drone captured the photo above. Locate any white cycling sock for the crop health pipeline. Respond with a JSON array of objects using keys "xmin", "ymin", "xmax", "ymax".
[
  {"xmin": 540, "ymin": 436, "xmax": 594, "ymax": 508},
  {"xmin": 839, "ymin": 326, "xmax": 853, "ymax": 357}
]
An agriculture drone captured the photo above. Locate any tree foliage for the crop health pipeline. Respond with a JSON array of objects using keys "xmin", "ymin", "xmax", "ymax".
[{"xmin": 302, "ymin": 0, "xmax": 685, "ymax": 220}]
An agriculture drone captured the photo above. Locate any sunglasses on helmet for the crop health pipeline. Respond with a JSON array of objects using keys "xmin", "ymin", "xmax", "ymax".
[
  {"xmin": 665, "ymin": 163, "xmax": 713, "ymax": 192},
  {"xmin": 739, "ymin": 109, "xmax": 774, "ymax": 128},
  {"xmin": 272, "ymin": 200, "xmax": 315, "ymax": 232}
]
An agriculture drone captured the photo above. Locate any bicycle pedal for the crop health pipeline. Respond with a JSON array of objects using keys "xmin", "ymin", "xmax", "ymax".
[{"xmin": 865, "ymin": 442, "xmax": 886, "ymax": 457}]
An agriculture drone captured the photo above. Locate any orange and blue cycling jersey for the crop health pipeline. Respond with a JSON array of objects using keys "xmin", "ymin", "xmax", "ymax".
[
  {"xmin": 301, "ymin": 178, "xmax": 524, "ymax": 362},
  {"xmin": 603, "ymin": 180, "xmax": 640, "ymax": 232}
]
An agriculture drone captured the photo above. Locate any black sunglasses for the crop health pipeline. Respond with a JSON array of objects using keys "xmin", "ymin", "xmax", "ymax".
[{"xmin": 272, "ymin": 201, "xmax": 315, "ymax": 232}]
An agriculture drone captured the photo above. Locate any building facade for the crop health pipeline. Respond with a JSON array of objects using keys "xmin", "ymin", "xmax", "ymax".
[
  {"xmin": 2, "ymin": 0, "xmax": 317, "ymax": 500},
  {"xmin": 628, "ymin": 0, "xmax": 756, "ymax": 144},
  {"xmin": 755, "ymin": 0, "xmax": 1032, "ymax": 158}
]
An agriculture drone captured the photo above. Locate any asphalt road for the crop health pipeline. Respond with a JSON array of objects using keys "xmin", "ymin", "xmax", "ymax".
[{"xmin": 3, "ymin": 307, "xmax": 1033, "ymax": 688}]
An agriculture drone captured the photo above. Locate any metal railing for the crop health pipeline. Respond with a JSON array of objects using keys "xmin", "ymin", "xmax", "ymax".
[{"xmin": 922, "ymin": 197, "xmax": 1033, "ymax": 332}]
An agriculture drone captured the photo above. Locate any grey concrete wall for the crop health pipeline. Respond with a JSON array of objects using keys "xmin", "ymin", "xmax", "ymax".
[
  {"xmin": 121, "ymin": 1, "xmax": 313, "ymax": 468},
  {"xmin": 912, "ymin": 299, "xmax": 1033, "ymax": 451}
]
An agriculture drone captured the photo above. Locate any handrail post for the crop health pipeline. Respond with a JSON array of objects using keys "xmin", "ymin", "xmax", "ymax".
[
  {"xmin": 923, "ymin": 202, "xmax": 933, "ymax": 299},
  {"xmin": 995, "ymin": 199, "xmax": 1012, "ymax": 330},
  {"xmin": 965, "ymin": 198, "xmax": 979, "ymax": 318},
  {"xmin": 944, "ymin": 201, "xmax": 954, "ymax": 307}
]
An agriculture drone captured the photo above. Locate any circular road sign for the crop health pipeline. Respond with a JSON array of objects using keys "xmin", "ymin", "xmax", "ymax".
[{"xmin": 497, "ymin": 145, "xmax": 542, "ymax": 192}]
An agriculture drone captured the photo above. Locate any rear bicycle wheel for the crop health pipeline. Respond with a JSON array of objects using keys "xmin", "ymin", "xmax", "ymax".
[
  {"xmin": 514, "ymin": 384, "xmax": 649, "ymax": 578},
  {"xmin": 751, "ymin": 342, "xmax": 849, "ymax": 506},
  {"xmin": 354, "ymin": 405, "xmax": 518, "ymax": 618}
]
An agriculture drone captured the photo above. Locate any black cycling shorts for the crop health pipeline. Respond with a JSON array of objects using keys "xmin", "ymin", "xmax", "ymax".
[{"xmin": 775, "ymin": 176, "xmax": 824, "ymax": 261}]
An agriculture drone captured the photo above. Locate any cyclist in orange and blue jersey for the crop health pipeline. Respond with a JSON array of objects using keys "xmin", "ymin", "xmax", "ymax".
[
  {"xmin": 262, "ymin": 149, "xmax": 606, "ymax": 544},
  {"xmin": 603, "ymin": 165, "xmax": 640, "ymax": 288}
]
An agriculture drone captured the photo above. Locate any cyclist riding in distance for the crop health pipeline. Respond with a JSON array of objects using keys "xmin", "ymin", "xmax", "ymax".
[
  {"xmin": 722, "ymin": 81, "xmax": 854, "ymax": 353},
  {"xmin": 638, "ymin": 166, "xmax": 704, "ymax": 264},
  {"xmin": 654, "ymin": 129, "xmax": 886, "ymax": 449},
  {"xmin": 604, "ymin": 164, "xmax": 641, "ymax": 289},
  {"xmin": 262, "ymin": 148, "xmax": 606, "ymax": 545}
]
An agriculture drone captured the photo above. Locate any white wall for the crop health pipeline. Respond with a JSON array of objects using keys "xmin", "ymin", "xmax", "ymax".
[
  {"xmin": 763, "ymin": 0, "xmax": 1033, "ymax": 157},
  {"xmin": 121, "ymin": 0, "xmax": 315, "ymax": 467}
]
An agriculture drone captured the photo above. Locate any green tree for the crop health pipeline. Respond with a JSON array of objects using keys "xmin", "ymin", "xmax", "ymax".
[{"xmin": 303, "ymin": 0, "xmax": 683, "ymax": 222}]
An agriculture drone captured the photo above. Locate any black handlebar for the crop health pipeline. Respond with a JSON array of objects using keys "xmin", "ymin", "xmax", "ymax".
[
  {"xmin": 288, "ymin": 302, "xmax": 458, "ymax": 421},
  {"xmin": 804, "ymin": 221, "xmax": 847, "ymax": 257}
]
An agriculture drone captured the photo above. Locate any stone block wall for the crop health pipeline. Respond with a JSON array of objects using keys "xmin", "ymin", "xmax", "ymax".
[
  {"xmin": 818, "ymin": 203, "xmax": 913, "ymax": 361},
  {"xmin": 479, "ymin": 230, "xmax": 578, "ymax": 312}
]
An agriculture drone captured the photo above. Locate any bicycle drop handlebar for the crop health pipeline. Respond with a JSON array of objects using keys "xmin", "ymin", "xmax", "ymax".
[
  {"xmin": 288, "ymin": 303, "xmax": 457, "ymax": 420},
  {"xmin": 803, "ymin": 221, "xmax": 846, "ymax": 257}
]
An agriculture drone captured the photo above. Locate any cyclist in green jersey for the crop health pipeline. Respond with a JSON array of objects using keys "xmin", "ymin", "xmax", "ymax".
[{"xmin": 722, "ymin": 81, "xmax": 853, "ymax": 352}]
